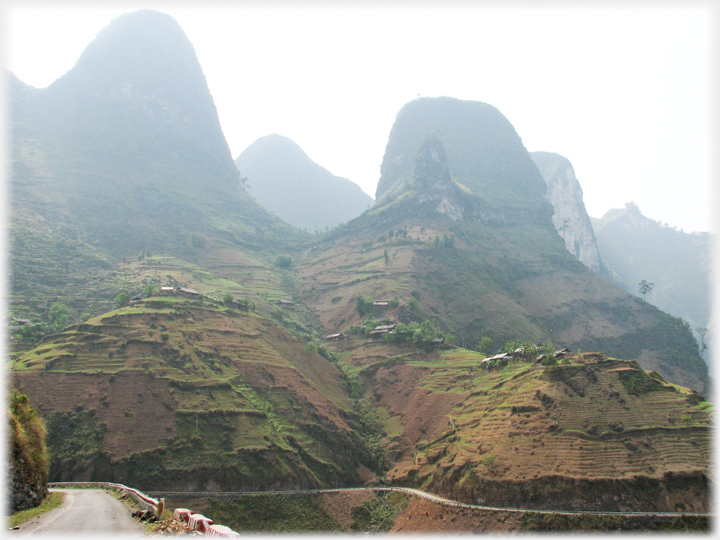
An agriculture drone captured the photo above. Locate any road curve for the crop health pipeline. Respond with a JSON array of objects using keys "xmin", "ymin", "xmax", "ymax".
[
  {"xmin": 150, "ymin": 486, "xmax": 712, "ymax": 518},
  {"xmin": 13, "ymin": 489, "xmax": 145, "ymax": 536}
]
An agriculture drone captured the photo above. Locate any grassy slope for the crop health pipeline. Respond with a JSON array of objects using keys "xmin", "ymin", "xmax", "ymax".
[{"xmin": 7, "ymin": 492, "xmax": 65, "ymax": 528}]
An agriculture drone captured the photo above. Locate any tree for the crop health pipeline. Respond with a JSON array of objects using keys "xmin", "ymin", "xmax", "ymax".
[
  {"xmin": 477, "ymin": 336, "xmax": 493, "ymax": 354},
  {"xmin": 696, "ymin": 327, "xmax": 709, "ymax": 357},
  {"xmin": 223, "ymin": 293, "xmax": 234, "ymax": 304},
  {"xmin": 638, "ymin": 280, "xmax": 654, "ymax": 301},
  {"xmin": 355, "ymin": 295, "xmax": 374, "ymax": 316},
  {"xmin": 384, "ymin": 249, "xmax": 389, "ymax": 264},
  {"xmin": 48, "ymin": 302, "xmax": 70, "ymax": 331},
  {"xmin": 114, "ymin": 291, "xmax": 131, "ymax": 308},
  {"xmin": 144, "ymin": 283, "xmax": 158, "ymax": 298}
]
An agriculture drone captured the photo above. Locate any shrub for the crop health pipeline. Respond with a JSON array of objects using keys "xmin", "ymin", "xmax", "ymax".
[
  {"xmin": 355, "ymin": 296, "xmax": 374, "ymax": 316},
  {"xmin": 48, "ymin": 302, "xmax": 70, "ymax": 331},
  {"xmin": 275, "ymin": 255, "xmax": 293, "ymax": 268}
]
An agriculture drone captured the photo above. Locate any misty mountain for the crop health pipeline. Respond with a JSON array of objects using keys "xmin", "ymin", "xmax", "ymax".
[
  {"xmin": 8, "ymin": 10, "xmax": 306, "ymax": 324},
  {"xmin": 8, "ymin": 12, "xmax": 710, "ymax": 515},
  {"xmin": 9, "ymin": 9, "xmax": 304, "ymax": 253},
  {"xmin": 530, "ymin": 151, "xmax": 606, "ymax": 276},
  {"xmin": 235, "ymin": 134, "xmax": 373, "ymax": 232},
  {"xmin": 376, "ymin": 97, "xmax": 552, "ymax": 222},
  {"xmin": 592, "ymin": 203, "xmax": 713, "ymax": 363},
  {"xmin": 17, "ymin": 10, "xmax": 236, "ymax": 184}
]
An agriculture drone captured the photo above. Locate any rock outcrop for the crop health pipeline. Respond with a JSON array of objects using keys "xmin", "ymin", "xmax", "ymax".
[
  {"xmin": 531, "ymin": 151, "xmax": 605, "ymax": 275},
  {"xmin": 9, "ymin": 391, "xmax": 49, "ymax": 513},
  {"xmin": 412, "ymin": 133, "xmax": 464, "ymax": 221}
]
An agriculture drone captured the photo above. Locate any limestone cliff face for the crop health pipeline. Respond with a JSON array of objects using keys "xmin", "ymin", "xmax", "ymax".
[{"xmin": 531, "ymin": 152, "xmax": 604, "ymax": 275}]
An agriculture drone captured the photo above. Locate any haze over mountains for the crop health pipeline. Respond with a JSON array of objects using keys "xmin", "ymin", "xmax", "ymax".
[
  {"xmin": 592, "ymin": 203, "xmax": 713, "ymax": 360},
  {"xmin": 235, "ymin": 134, "xmax": 373, "ymax": 232},
  {"xmin": 7, "ymin": 9, "xmax": 711, "ymax": 524}
]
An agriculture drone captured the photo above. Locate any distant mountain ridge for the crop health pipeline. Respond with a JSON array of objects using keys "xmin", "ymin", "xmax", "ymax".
[
  {"xmin": 592, "ymin": 202, "xmax": 713, "ymax": 365},
  {"xmin": 235, "ymin": 134, "xmax": 373, "ymax": 232}
]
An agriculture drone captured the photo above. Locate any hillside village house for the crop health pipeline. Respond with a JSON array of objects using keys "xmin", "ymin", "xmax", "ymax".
[
  {"xmin": 369, "ymin": 323, "xmax": 397, "ymax": 337},
  {"xmin": 177, "ymin": 287, "xmax": 200, "ymax": 298}
]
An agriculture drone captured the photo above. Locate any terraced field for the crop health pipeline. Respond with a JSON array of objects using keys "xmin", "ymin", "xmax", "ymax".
[
  {"xmin": 324, "ymin": 340, "xmax": 711, "ymax": 512},
  {"xmin": 11, "ymin": 295, "xmax": 370, "ymax": 490},
  {"xmin": 9, "ymin": 292, "xmax": 711, "ymax": 510}
]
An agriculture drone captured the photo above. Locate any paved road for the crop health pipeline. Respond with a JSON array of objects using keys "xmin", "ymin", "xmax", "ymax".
[
  {"xmin": 152, "ymin": 486, "xmax": 712, "ymax": 518},
  {"xmin": 13, "ymin": 489, "xmax": 145, "ymax": 536}
]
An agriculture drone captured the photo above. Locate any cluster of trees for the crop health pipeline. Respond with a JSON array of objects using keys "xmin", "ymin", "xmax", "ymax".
[
  {"xmin": 432, "ymin": 233, "xmax": 456, "ymax": 250},
  {"xmin": 275, "ymin": 255, "xmax": 293, "ymax": 268},
  {"xmin": 382, "ymin": 320, "xmax": 446, "ymax": 346},
  {"xmin": 12, "ymin": 301, "xmax": 84, "ymax": 343},
  {"xmin": 223, "ymin": 293, "xmax": 256, "ymax": 312},
  {"xmin": 378, "ymin": 227, "xmax": 409, "ymax": 243}
]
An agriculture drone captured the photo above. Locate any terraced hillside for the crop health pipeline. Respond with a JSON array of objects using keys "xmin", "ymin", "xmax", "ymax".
[
  {"xmin": 10, "ymin": 295, "xmax": 372, "ymax": 491},
  {"xmin": 326, "ymin": 338, "xmax": 710, "ymax": 512},
  {"xmin": 9, "ymin": 295, "xmax": 710, "ymax": 512},
  {"xmin": 301, "ymin": 210, "xmax": 708, "ymax": 394}
]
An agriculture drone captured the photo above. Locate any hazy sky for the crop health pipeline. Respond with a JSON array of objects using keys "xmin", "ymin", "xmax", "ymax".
[{"xmin": 4, "ymin": 1, "xmax": 716, "ymax": 233}]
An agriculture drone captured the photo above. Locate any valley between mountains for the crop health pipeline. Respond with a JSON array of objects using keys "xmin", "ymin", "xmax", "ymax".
[{"xmin": 7, "ymin": 9, "xmax": 711, "ymax": 525}]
